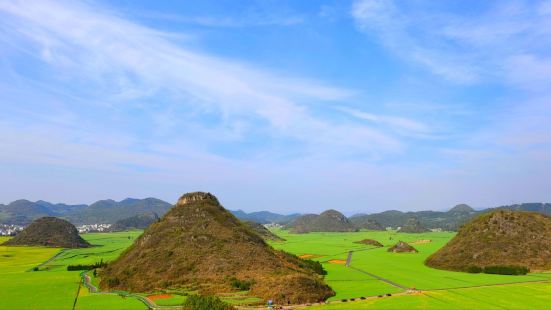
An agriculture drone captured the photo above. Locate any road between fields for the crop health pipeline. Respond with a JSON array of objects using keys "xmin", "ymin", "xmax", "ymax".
[{"xmin": 80, "ymin": 271, "xmax": 181, "ymax": 310}]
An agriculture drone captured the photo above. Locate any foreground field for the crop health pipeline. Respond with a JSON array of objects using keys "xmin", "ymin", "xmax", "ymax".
[
  {"xmin": 0, "ymin": 233, "xmax": 146, "ymax": 310},
  {"xmin": 270, "ymin": 229, "xmax": 551, "ymax": 308},
  {"xmin": 307, "ymin": 282, "xmax": 551, "ymax": 309},
  {"xmin": 2, "ymin": 229, "xmax": 551, "ymax": 309}
]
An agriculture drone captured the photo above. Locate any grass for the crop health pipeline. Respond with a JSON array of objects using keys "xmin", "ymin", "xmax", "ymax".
[
  {"xmin": 4, "ymin": 229, "xmax": 551, "ymax": 309},
  {"xmin": 40, "ymin": 231, "xmax": 142, "ymax": 271},
  {"xmin": 307, "ymin": 282, "xmax": 551, "ymax": 309},
  {"xmin": 149, "ymin": 294, "xmax": 187, "ymax": 306},
  {"xmin": 0, "ymin": 233, "xmax": 147, "ymax": 310},
  {"xmin": 0, "ymin": 238, "xmax": 79, "ymax": 309},
  {"xmin": 269, "ymin": 229, "xmax": 551, "ymax": 309}
]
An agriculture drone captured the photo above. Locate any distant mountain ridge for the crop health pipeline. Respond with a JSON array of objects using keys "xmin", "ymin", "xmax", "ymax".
[
  {"xmin": 2, "ymin": 199, "xmax": 550, "ymax": 232},
  {"xmin": 351, "ymin": 203, "xmax": 551, "ymax": 231},
  {"xmin": 230, "ymin": 210, "xmax": 301, "ymax": 224},
  {"xmin": 0, "ymin": 198, "xmax": 171, "ymax": 225},
  {"xmin": 108, "ymin": 212, "xmax": 160, "ymax": 232}
]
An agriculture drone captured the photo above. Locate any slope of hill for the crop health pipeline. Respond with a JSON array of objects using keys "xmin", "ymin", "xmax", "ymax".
[
  {"xmin": 286, "ymin": 210, "xmax": 356, "ymax": 233},
  {"xmin": 398, "ymin": 217, "xmax": 430, "ymax": 233},
  {"xmin": 108, "ymin": 212, "xmax": 159, "ymax": 231},
  {"xmin": 243, "ymin": 221, "xmax": 285, "ymax": 241},
  {"xmin": 388, "ymin": 241, "xmax": 418, "ymax": 253},
  {"xmin": 352, "ymin": 205, "xmax": 477, "ymax": 231},
  {"xmin": 231, "ymin": 210, "xmax": 300, "ymax": 224},
  {"xmin": 0, "ymin": 200, "xmax": 57, "ymax": 225},
  {"xmin": 100, "ymin": 192, "xmax": 334, "ymax": 304},
  {"xmin": 349, "ymin": 217, "xmax": 384, "ymax": 230},
  {"xmin": 426, "ymin": 210, "xmax": 551, "ymax": 272},
  {"xmin": 3, "ymin": 217, "xmax": 90, "ymax": 248}
]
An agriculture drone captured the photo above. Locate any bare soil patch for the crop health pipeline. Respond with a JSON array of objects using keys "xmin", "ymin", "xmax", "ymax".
[
  {"xmin": 410, "ymin": 239, "xmax": 431, "ymax": 245},
  {"xmin": 147, "ymin": 294, "xmax": 172, "ymax": 300}
]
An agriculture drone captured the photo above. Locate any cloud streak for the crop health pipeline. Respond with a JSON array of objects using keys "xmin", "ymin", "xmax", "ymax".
[
  {"xmin": 351, "ymin": 0, "xmax": 551, "ymax": 87},
  {"xmin": 0, "ymin": 0, "xmax": 411, "ymax": 159}
]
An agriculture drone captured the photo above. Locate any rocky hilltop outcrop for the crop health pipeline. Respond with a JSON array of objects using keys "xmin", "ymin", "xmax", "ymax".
[
  {"xmin": 100, "ymin": 192, "xmax": 334, "ymax": 304},
  {"xmin": 3, "ymin": 217, "xmax": 90, "ymax": 248}
]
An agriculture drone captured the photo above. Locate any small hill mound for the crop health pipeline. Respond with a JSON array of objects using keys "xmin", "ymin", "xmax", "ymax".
[
  {"xmin": 243, "ymin": 221, "xmax": 285, "ymax": 241},
  {"xmin": 350, "ymin": 217, "xmax": 385, "ymax": 231},
  {"xmin": 3, "ymin": 217, "xmax": 90, "ymax": 248},
  {"xmin": 388, "ymin": 241, "xmax": 418, "ymax": 253},
  {"xmin": 398, "ymin": 217, "xmax": 430, "ymax": 233},
  {"xmin": 449, "ymin": 204, "xmax": 475, "ymax": 213},
  {"xmin": 100, "ymin": 192, "xmax": 334, "ymax": 304},
  {"xmin": 354, "ymin": 239, "xmax": 383, "ymax": 247},
  {"xmin": 426, "ymin": 210, "xmax": 551, "ymax": 272},
  {"xmin": 287, "ymin": 210, "xmax": 356, "ymax": 233},
  {"xmin": 108, "ymin": 212, "xmax": 159, "ymax": 231}
]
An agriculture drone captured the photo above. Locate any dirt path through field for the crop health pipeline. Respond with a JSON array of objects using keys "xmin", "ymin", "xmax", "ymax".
[{"xmin": 348, "ymin": 266, "xmax": 409, "ymax": 290}]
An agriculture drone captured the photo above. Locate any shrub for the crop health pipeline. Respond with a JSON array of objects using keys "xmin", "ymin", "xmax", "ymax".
[
  {"xmin": 341, "ymin": 299, "xmax": 347, "ymax": 302},
  {"xmin": 302, "ymin": 259, "xmax": 327, "ymax": 275},
  {"xmin": 32, "ymin": 267, "xmax": 39, "ymax": 271},
  {"xmin": 466, "ymin": 266, "xmax": 483, "ymax": 273},
  {"xmin": 230, "ymin": 277, "xmax": 254, "ymax": 291},
  {"xmin": 182, "ymin": 295, "xmax": 234, "ymax": 310},
  {"xmin": 360, "ymin": 297, "xmax": 366, "ymax": 300},
  {"xmin": 483, "ymin": 265, "xmax": 529, "ymax": 275},
  {"xmin": 67, "ymin": 259, "xmax": 107, "ymax": 271},
  {"xmin": 106, "ymin": 277, "xmax": 120, "ymax": 286}
]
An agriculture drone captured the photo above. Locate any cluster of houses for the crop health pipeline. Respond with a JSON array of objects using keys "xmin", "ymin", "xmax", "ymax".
[
  {"xmin": 76, "ymin": 223, "xmax": 112, "ymax": 233},
  {"xmin": 0, "ymin": 224, "xmax": 24, "ymax": 236}
]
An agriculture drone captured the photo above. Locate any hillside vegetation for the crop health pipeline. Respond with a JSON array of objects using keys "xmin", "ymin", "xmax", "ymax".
[
  {"xmin": 243, "ymin": 221, "xmax": 285, "ymax": 241},
  {"xmin": 108, "ymin": 212, "xmax": 159, "ymax": 231},
  {"xmin": 426, "ymin": 210, "xmax": 551, "ymax": 272},
  {"xmin": 287, "ymin": 210, "xmax": 356, "ymax": 233},
  {"xmin": 3, "ymin": 217, "xmax": 89, "ymax": 248},
  {"xmin": 100, "ymin": 192, "xmax": 334, "ymax": 304},
  {"xmin": 398, "ymin": 217, "xmax": 430, "ymax": 233}
]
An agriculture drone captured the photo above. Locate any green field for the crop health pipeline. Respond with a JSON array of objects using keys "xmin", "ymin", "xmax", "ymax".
[
  {"xmin": 0, "ymin": 234, "xmax": 147, "ymax": 310},
  {"xmin": 2, "ymin": 229, "xmax": 551, "ymax": 309}
]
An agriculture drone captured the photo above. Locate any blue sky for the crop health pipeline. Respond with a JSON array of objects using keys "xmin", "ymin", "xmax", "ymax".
[{"xmin": 0, "ymin": 0, "xmax": 550, "ymax": 214}]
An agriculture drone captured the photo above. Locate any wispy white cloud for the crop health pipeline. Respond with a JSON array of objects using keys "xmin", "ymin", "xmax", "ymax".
[
  {"xmin": 337, "ymin": 106, "xmax": 429, "ymax": 134},
  {"xmin": 0, "ymin": 0, "xmax": 408, "ymax": 159},
  {"xmin": 136, "ymin": 12, "xmax": 304, "ymax": 28},
  {"xmin": 351, "ymin": 0, "xmax": 551, "ymax": 87}
]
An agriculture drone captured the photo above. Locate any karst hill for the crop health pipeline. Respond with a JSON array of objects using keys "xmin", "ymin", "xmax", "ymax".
[
  {"xmin": 100, "ymin": 192, "xmax": 334, "ymax": 304},
  {"xmin": 108, "ymin": 212, "xmax": 159, "ymax": 231},
  {"xmin": 3, "ymin": 217, "xmax": 90, "ymax": 248},
  {"xmin": 398, "ymin": 217, "xmax": 430, "ymax": 233},
  {"xmin": 426, "ymin": 210, "xmax": 551, "ymax": 272},
  {"xmin": 287, "ymin": 209, "xmax": 356, "ymax": 233}
]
